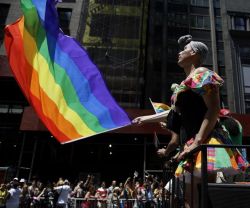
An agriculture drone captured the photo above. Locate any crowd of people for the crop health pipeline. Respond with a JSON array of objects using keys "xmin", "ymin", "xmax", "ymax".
[{"xmin": 0, "ymin": 173, "xmax": 170, "ymax": 208}]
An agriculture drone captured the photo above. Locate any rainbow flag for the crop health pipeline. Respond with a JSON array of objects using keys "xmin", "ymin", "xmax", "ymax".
[
  {"xmin": 4, "ymin": 0, "xmax": 131, "ymax": 144},
  {"xmin": 149, "ymin": 98, "xmax": 170, "ymax": 114}
]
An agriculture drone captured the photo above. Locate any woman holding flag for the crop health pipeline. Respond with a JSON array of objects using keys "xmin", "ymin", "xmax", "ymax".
[{"xmin": 133, "ymin": 35, "xmax": 248, "ymax": 208}]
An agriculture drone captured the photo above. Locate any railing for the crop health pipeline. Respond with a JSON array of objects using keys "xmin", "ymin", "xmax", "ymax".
[
  {"xmin": 71, "ymin": 198, "xmax": 156, "ymax": 208},
  {"xmin": 32, "ymin": 197, "xmax": 168, "ymax": 208},
  {"xmin": 169, "ymin": 144, "xmax": 250, "ymax": 208}
]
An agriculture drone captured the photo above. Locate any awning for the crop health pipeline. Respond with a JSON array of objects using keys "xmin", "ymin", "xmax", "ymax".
[
  {"xmin": 20, "ymin": 106, "xmax": 250, "ymax": 137},
  {"xmin": 19, "ymin": 106, "xmax": 171, "ymax": 135}
]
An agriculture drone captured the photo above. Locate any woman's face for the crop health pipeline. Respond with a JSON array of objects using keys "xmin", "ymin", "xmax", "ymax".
[{"xmin": 177, "ymin": 44, "xmax": 194, "ymax": 67}]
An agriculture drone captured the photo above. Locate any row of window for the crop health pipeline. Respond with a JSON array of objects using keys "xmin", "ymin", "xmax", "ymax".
[
  {"xmin": 231, "ymin": 16, "xmax": 250, "ymax": 31},
  {"xmin": 191, "ymin": 0, "xmax": 220, "ymax": 8},
  {"xmin": 0, "ymin": 4, "xmax": 10, "ymax": 46},
  {"xmin": 243, "ymin": 66, "xmax": 250, "ymax": 113},
  {"xmin": 190, "ymin": 15, "xmax": 222, "ymax": 30}
]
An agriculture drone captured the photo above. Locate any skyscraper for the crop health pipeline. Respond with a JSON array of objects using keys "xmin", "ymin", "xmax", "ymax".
[{"xmin": 145, "ymin": 0, "xmax": 250, "ymax": 114}]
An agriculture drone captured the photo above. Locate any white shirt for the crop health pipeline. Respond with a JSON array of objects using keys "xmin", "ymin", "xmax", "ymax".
[
  {"xmin": 6, "ymin": 187, "xmax": 21, "ymax": 208},
  {"xmin": 55, "ymin": 185, "xmax": 71, "ymax": 205}
]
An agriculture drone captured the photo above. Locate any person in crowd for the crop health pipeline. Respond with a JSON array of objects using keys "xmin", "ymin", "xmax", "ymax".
[
  {"xmin": 107, "ymin": 180, "xmax": 117, "ymax": 208},
  {"xmin": 219, "ymin": 109, "xmax": 243, "ymax": 146},
  {"xmin": 143, "ymin": 181, "xmax": 154, "ymax": 208},
  {"xmin": 0, "ymin": 184, "xmax": 8, "ymax": 208},
  {"xmin": 54, "ymin": 179, "xmax": 72, "ymax": 208},
  {"xmin": 95, "ymin": 181, "xmax": 107, "ymax": 208},
  {"xmin": 19, "ymin": 179, "xmax": 26, "ymax": 190},
  {"xmin": 107, "ymin": 180, "xmax": 117, "ymax": 198},
  {"xmin": 56, "ymin": 178, "xmax": 64, "ymax": 187},
  {"xmin": 120, "ymin": 177, "xmax": 134, "ymax": 208},
  {"xmin": 19, "ymin": 184, "xmax": 30, "ymax": 208},
  {"xmin": 30, "ymin": 187, "xmax": 46, "ymax": 208},
  {"xmin": 28, "ymin": 180, "xmax": 38, "ymax": 199},
  {"xmin": 120, "ymin": 177, "xmax": 133, "ymax": 200},
  {"xmin": 82, "ymin": 184, "xmax": 96, "ymax": 208},
  {"xmin": 5, "ymin": 179, "xmax": 21, "ymax": 208},
  {"xmin": 72, "ymin": 180, "xmax": 84, "ymax": 198},
  {"xmin": 133, "ymin": 34, "xmax": 248, "ymax": 208},
  {"xmin": 134, "ymin": 178, "xmax": 145, "ymax": 208},
  {"xmin": 153, "ymin": 181, "xmax": 164, "ymax": 208},
  {"xmin": 41, "ymin": 182, "xmax": 54, "ymax": 208},
  {"xmin": 110, "ymin": 187, "xmax": 120, "ymax": 208}
]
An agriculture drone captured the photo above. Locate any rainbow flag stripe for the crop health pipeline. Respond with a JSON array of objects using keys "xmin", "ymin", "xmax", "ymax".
[{"xmin": 4, "ymin": 0, "xmax": 131, "ymax": 144}]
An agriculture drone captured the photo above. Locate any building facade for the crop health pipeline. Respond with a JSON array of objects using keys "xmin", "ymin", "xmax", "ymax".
[
  {"xmin": 145, "ymin": 0, "xmax": 250, "ymax": 114},
  {"xmin": 79, "ymin": 0, "xmax": 148, "ymax": 108}
]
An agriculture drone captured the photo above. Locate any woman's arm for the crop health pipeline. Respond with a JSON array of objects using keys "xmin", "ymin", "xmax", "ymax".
[
  {"xmin": 157, "ymin": 131, "xmax": 179, "ymax": 158},
  {"xmin": 132, "ymin": 110, "xmax": 170, "ymax": 125},
  {"xmin": 194, "ymin": 87, "xmax": 220, "ymax": 145}
]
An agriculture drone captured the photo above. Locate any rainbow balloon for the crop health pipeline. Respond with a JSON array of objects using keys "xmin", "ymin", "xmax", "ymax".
[{"xmin": 4, "ymin": 0, "xmax": 131, "ymax": 144}]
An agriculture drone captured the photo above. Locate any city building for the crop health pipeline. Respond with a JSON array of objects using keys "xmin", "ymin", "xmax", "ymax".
[{"xmin": 145, "ymin": 0, "xmax": 250, "ymax": 114}]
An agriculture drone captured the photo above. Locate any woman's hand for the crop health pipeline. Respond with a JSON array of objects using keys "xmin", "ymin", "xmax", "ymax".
[
  {"xmin": 177, "ymin": 141, "xmax": 200, "ymax": 161},
  {"xmin": 157, "ymin": 148, "xmax": 167, "ymax": 158},
  {"xmin": 160, "ymin": 122, "xmax": 167, "ymax": 129},
  {"xmin": 132, "ymin": 116, "xmax": 147, "ymax": 125}
]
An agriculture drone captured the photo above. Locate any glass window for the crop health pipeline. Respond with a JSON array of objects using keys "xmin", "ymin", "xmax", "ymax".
[
  {"xmin": 155, "ymin": 1, "xmax": 164, "ymax": 13},
  {"xmin": 214, "ymin": 0, "xmax": 220, "ymax": 8},
  {"xmin": 240, "ymin": 47, "xmax": 250, "ymax": 58},
  {"xmin": 243, "ymin": 65, "xmax": 250, "ymax": 113},
  {"xmin": 218, "ymin": 50, "xmax": 224, "ymax": 65},
  {"xmin": 191, "ymin": 0, "xmax": 209, "ymax": 7},
  {"xmin": 90, "ymin": 14, "xmax": 140, "ymax": 39},
  {"xmin": 234, "ymin": 17, "xmax": 246, "ymax": 31},
  {"xmin": 95, "ymin": 0, "xmax": 141, "ymax": 7},
  {"xmin": 204, "ymin": 16, "xmax": 210, "ymax": 29},
  {"xmin": 190, "ymin": 15, "xmax": 210, "ymax": 29},
  {"xmin": 197, "ymin": 16, "xmax": 204, "ymax": 28},
  {"xmin": 190, "ymin": 15, "xmax": 196, "ymax": 27},
  {"xmin": 0, "ymin": 4, "xmax": 10, "ymax": 46},
  {"xmin": 216, "ymin": 17, "xmax": 222, "ymax": 31},
  {"xmin": 57, "ymin": 8, "xmax": 72, "ymax": 35}
]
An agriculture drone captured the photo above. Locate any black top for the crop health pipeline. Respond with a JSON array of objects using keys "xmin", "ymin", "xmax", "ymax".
[{"xmin": 167, "ymin": 89, "xmax": 207, "ymax": 145}]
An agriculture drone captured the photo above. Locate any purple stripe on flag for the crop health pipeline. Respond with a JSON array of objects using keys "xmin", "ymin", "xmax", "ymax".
[{"xmin": 43, "ymin": 0, "xmax": 130, "ymax": 126}]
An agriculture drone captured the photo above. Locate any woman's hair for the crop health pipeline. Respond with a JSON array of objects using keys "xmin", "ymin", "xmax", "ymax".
[
  {"xmin": 178, "ymin": 34, "xmax": 208, "ymax": 64},
  {"xmin": 178, "ymin": 34, "xmax": 193, "ymax": 50}
]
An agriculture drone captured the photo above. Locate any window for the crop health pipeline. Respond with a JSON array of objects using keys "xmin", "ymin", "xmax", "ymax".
[
  {"xmin": 90, "ymin": 14, "xmax": 140, "ymax": 39},
  {"xmin": 0, "ymin": 4, "xmax": 10, "ymax": 46},
  {"xmin": 231, "ymin": 16, "xmax": 248, "ymax": 31},
  {"xmin": 243, "ymin": 65, "xmax": 250, "ymax": 113},
  {"xmin": 191, "ymin": 15, "xmax": 210, "ymax": 29},
  {"xmin": 217, "ymin": 50, "xmax": 224, "ymax": 65},
  {"xmin": 95, "ymin": 0, "xmax": 141, "ymax": 7},
  {"xmin": 240, "ymin": 47, "xmax": 250, "ymax": 59},
  {"xmin": 216, "ymin": 17, "xmax": 222, "ymax": 31},
  {"xmin": 57, "ymin": 8, "xmax": 72, "ymax": 35},
  {"xmin": 214, "ymin": 0, "xmax": 220, "ymax": 8},
  {"xmin": 155, "ymin": 1, "xmax": 164, "ymax": 13},
  {"xmin": 235, "ymin": 17, "xmax": 246, "ymax": 30},
  {"xmin": 191, "ymin": 0, "xmax": 209, "ymax": 7}
]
